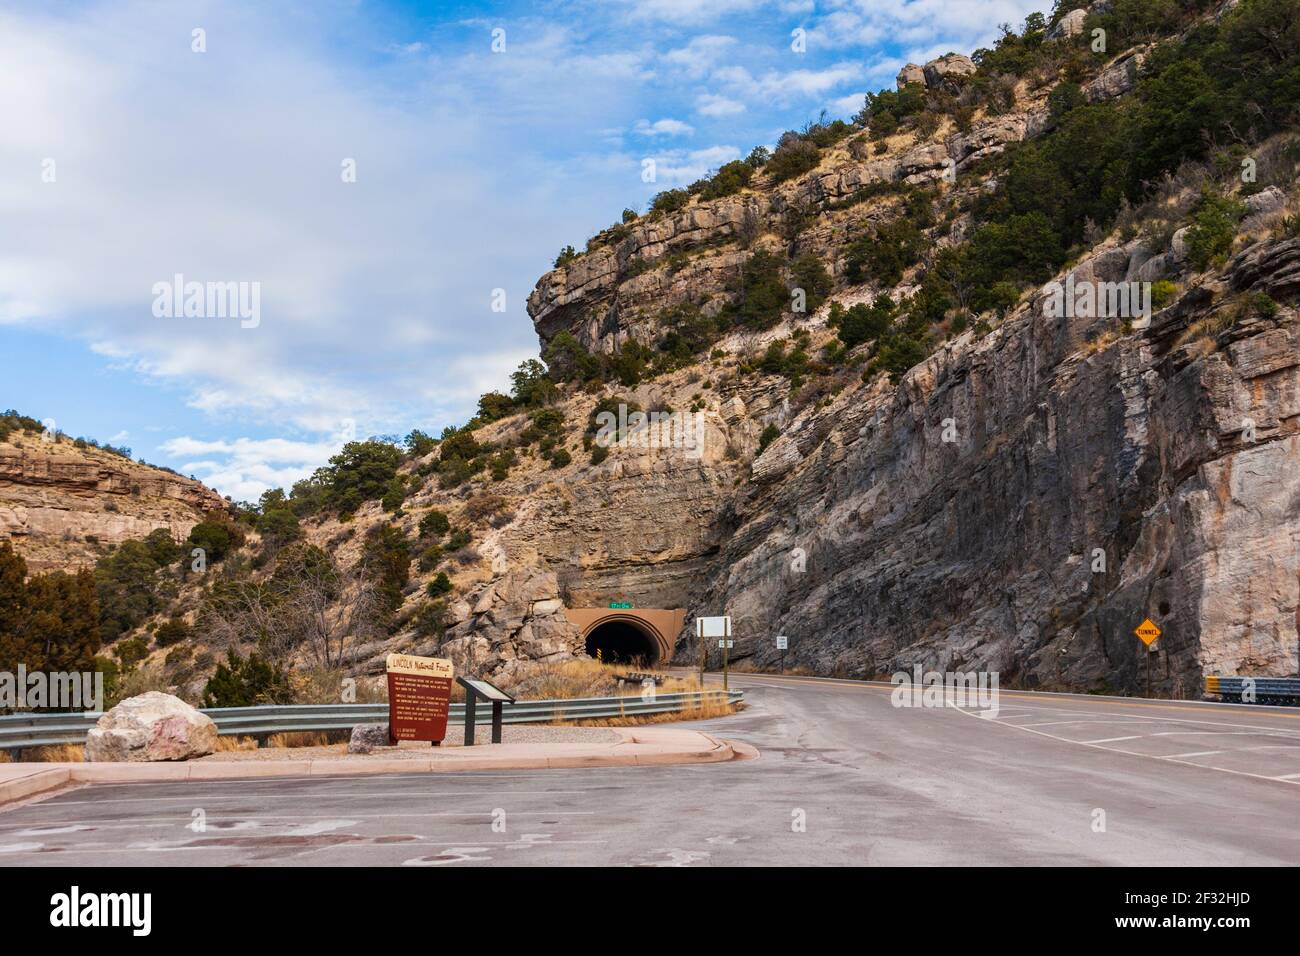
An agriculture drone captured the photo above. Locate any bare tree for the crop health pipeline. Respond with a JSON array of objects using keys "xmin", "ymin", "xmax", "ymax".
[
  {"xmin": 278, "ymin": 546, "xmax": 383, "ymax": 670},
  {"xmin": 197, "ymin": 542, "xmax": 383, "ymax": 671}
]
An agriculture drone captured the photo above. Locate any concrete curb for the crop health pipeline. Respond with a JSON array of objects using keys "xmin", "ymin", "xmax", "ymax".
[{"xmin": 0, "ymin": 728, "xmax": 751, "ymax": 805}]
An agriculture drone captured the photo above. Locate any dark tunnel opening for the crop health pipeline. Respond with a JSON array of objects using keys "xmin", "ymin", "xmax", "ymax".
[{"xmin": 585, "ymin": 620, "xmax": 660, "ymax": 665}]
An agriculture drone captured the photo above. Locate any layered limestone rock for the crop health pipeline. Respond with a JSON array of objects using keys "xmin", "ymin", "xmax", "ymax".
[
  {"xmin": 0, "ymin": 437, "xmax": 227, "ymax": 572},
  {"xmin": 692, "ymin": 243, "xmax": 1299, "ymax": 696}
]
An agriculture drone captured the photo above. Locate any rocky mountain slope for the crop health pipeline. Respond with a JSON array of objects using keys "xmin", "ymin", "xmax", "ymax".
[
  {"xmin": 505, "ymin": 0, "xmax": 1300, "ymax": 695},
  {"xmin": 0, "ymin": 421, "xmax": 228, "ymax": 573}
]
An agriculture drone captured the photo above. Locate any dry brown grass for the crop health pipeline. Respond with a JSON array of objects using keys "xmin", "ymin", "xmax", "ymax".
[
  {"xmin": 569, "ymin": 694, "xmax": 741, "ymax": 727},
  {"xmin": 267, "ymin": 730, "xmax": 348, "ymax": 749},
  {"xmin": 1174, "ymin": 306, "xmax": 1238, "ymax": 352},
  {"xmin": 0, "ymin": 749, "xmax": 10, "ymax": 763},
  {"xmin": 13, "ymin": 743, "xmax": 85, "ymax": 763}
]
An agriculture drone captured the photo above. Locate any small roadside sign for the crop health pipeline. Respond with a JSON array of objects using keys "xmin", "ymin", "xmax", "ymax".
[
  {"xmin": 717, "ymin": 639, "xmax": 734, "ymax": 648},
  {"xmin": 776, "ymin": 635, "xmax": 788, "ymax": 650},
  {"xmin": 1135, "ymin": 618, "xmax": 1162, "ymax": 647},
  {"xmin": 697, "ymin": 616, "xmax": 731, "ymax": 638}
]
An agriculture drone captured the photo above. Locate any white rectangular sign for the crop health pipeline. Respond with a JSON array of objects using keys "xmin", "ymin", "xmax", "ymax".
[
  {"xmin": 717, "ymin": 639, "xmax": 734, "ymax": 648},
  {"xmin": 776, "ymin": 635, "xmax": 788, "ymax": 650},
  {"xmin": 697, "ymin": 616, "xmax": 731, "ymax": 638}
]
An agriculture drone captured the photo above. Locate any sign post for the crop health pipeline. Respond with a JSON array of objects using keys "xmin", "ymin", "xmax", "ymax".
[
  {"xmin": 456, "ymin": 677, "xmax": 516, "ymax": 746},
  {"xmin": 1135, "ymin": 618, "xmax": 1162, "ymax": 698},
  {"xmin": 386, "ymin": 653, "xmax": 454, "ymax": 746},
  {"xmin": 696, "ymin": 616, "xmax": 731, "ymax": 686},
  {"xmin": 717, "ymin": 638, "xmax": 735, "ymax": 690},
  {"xmin": 776, "ymin": 635, "xmax": 788, "ymax": 674}
]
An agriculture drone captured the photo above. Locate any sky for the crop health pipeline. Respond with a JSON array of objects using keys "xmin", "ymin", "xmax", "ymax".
[{"xmin": 0, "ymin": 0, "xmax": 1045, "ymax": 502}]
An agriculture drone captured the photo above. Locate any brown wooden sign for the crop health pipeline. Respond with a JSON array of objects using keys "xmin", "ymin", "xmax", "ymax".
[{"xmin": 386, "ymin": 653, "xmax": 454, "ymax": 745}]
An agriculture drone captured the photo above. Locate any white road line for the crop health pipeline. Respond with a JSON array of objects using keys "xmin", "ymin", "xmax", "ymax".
[
  {"xmin": 953, "ymin": 706, "xmax": 1300, "ymax": 788},
  {"xmin": 1159, "ymin": 751, "xmax": 1224, "ymax": 759},
  {"xmin": 1080, "ymin": 736, "xmax": 1143, "ymax": 744},
  {"xmin": 1274, "ymin": 773, "xmax": 1300, "ymax": 781}
]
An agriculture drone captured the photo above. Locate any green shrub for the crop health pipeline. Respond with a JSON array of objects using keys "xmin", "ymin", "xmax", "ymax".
[
  {"xmin": 550, "ymin": 448, "xmax": 572, "ymax": 468},
  {"xmin": 758, "ymin": 424, "xmax": 781, "ymax": 453},
  {"xmin": 153, "ymin": 617, "xmax": 190, "ymax": 647},
  {"xmin": 728, "ymin": 250, "xmax": 789, "ymax": 329},
  {"xmin": 699, "ymin": 160, "xmax": 754, "ymax": 200},
  {"xmin": 790, "ymin": 253, "xmax": 832, "ymax": 314},
  {"xmin": 202, "ymin": 650, "xmax": 292, "ymax": 707},
  {"xmin": 650, "ymin": 189, "xmax": 690, "ymax": 215},
  {"xmin": 766, "ymin": 137, "xmax": 821, "ymax": 182},
  {"xmin": 1185, "ymin": 191, "xmax": 1245, "ymax": 271},
  {"xmin": 426, "ymin": 572, "xmax": 452, "ymax": 597},
  {"xmin": 830, "ymin": 297, "xmax": 895, "ymax": 351},
  {"xmin": 419, "ymin": 509, "xmax": 450, "ymax": 539},
  {"xmin": 1151, "ymin": 280, "xmax": 1179, "ymax": 309}
]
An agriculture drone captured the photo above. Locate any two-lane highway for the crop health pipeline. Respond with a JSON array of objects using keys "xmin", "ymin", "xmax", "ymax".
[{"xmin": 2, "ymin": 673, "xmax": 1299, "ymax": 865}]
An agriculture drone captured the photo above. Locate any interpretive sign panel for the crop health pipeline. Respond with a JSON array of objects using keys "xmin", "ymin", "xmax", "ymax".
[{"xmin": 386, "ymin": 653, "xmax": 454, "ymax": 744}]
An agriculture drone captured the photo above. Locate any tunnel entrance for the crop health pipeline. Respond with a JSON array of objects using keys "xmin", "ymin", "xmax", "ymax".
[{"xmin": 585, "ymin": 620, "xmax": 661, "ymax": 665}]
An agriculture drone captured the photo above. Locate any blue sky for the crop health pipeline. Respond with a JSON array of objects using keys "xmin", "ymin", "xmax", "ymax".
[{"xmin": 0, "ymin": 0, "xmax": 1043, "ymax": 502}]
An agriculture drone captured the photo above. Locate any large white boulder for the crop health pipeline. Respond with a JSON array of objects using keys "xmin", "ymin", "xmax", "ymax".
[{"xmin": 85, "ymin": 692, "xmax": 219, "ymax": 762}]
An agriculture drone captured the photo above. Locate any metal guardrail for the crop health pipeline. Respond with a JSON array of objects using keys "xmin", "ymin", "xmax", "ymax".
[
  {"xmin": 0, "ymin": 690, "xmax": 743, "ymax": 751},
  {"xmin": 1205, "ymin": 675, "xmax": 1300, "ymax": 705}
]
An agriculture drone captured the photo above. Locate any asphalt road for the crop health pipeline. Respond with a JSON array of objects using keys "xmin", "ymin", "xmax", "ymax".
[{"xmin": 3, "ymin": 672, "xmax": 1300, "ymax": 865}]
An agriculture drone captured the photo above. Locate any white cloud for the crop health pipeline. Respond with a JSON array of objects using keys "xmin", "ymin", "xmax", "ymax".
[
  {"xmin": 696, "ymin": 93, "xmax": 746, "ymax": 117},
  {"xmin": 662, "ymin": 35, "xmax": 738, "ymax": 79},
  {"xmin": 161, "ymin": 434, "xmax": 346, "ymax": 503},
  {"xmin": 651, "ymin": 145, "xmax": 743, "ymax": 185},
  {"xmin": 829, "ymin": 91, "xmax": 868, "ymax": 119},
  {"xmin": 618, "ymin": 0, "xmax": 766, "ymax": 25},
  {"xmin": 634, "ymin": 118, "xmax": 695, "ymax": 137}
]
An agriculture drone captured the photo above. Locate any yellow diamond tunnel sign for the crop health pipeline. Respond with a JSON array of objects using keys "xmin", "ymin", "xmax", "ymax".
[{"xmin": 1135, "ymin": 618, "xmax": 1162, "ymax": 646}]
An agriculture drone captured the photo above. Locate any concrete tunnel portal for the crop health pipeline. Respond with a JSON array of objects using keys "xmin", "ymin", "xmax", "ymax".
[{"xmin": 564, "ymin": 608, "xmax": 687, "ymax": 667}]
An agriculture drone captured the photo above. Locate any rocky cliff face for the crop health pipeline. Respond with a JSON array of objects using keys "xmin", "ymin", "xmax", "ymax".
[
  {"xmin": 695, "ymin": 240, "xmax": 1299, "ymax": 696},
  {"xmin": 501, "ymin": 8, "xmax": 1300, "ymax": 694},
  {"xmin": 0, "ymin": 434, "xmax": 229, "ymax": 572}
]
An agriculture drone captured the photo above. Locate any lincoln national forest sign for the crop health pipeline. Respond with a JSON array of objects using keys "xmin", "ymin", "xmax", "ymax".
[{"xmin": 386, "ymin": 653, "xmax": 454, "ymax": 745}]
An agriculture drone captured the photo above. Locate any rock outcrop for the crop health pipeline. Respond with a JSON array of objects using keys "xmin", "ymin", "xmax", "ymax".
[
  {"xmin": 922, "ymin": 54, "xmax": 977, "ymax": 89},
  {"xmin": 440, "ymin": 568, "xmax": 587, "ymax": 680},
  {"xmin": 85, "ymin": 692, "xmax": 219, "ymax": 761},
  {"xmin": 0, "ymin": 435, "xmax": 227, "ymax": 572}
]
